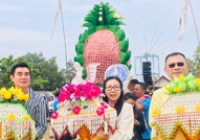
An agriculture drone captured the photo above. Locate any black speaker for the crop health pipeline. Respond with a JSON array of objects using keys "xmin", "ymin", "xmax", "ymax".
[{"xmin": 142, "ymin": 61, "xmax": 153, "ymax": 86}]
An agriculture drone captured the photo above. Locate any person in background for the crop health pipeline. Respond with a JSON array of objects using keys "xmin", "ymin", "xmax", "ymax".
[
  {"xmin": 128, "ymin": 79, "xmax": 139, "ymax": 93},
  {"xmin": 48, "ymin": 96, "xmax": 54, "ymax": 117},
  {"xmin": 103, "ymin": 76, "xmax": 134, "ymax": 140},
  {"xmin": 10, "ymin": 62, "xmax": 47, "ymax": 140},
  {"xmin": 124, "ymin": 92, "xmax": 146, "ymax": 140},
  {"xmin": 134, "ymin": 82, "xmax": 151, "ymax": 140}
]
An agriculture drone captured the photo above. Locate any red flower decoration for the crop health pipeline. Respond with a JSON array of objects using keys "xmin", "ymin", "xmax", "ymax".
[
  {"xmin": 73, "ymin": 90, "xmax": 82, "ymax": 99},
  {"xmin": 51, "ymin": 112, "xmax": 58, "ymax": 119},
  {"xmin": 58, "ymin": 89, "xmax": 71, "ymax": 102},
  {"xmin": 100, "ymin": 102, "xmax": 108, "ymax": 109},
  {"xmin": 96, "ymin": 107, "xmax": 105, "ymax": 116},
  {"xmin": 72, "ymin": 106, "xmax": 81, "ymax": 114}
]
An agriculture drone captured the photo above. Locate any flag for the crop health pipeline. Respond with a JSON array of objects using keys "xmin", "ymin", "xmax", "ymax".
[
  {"xmin": 51, "ymin": 0, "xmax": 62, "ymax": 39},
  {"xmin": 178, "ymin": 0, "xmax": 190, "ymax": 41}
]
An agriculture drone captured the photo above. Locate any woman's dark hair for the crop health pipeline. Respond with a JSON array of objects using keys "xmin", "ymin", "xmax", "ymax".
[
  {"xmin": 124, "ymin": 92, "xmax": 137, "ymax": 116},
  {"xmin": 102, "ymin": 76, "xmax": 124, "ymax": 116}
]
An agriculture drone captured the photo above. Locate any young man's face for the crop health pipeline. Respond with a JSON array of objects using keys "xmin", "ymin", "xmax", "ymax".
[
  {"xmin": 133, "ymin": 84, "xmax": 145, "ymax": 98},
  {"xmin": 164, "ymin": 55, "xmax": 189, "ymax": 80},
  {"xmin": 10, "ymin": 67, "xmax": 30, "ymax": 90}
]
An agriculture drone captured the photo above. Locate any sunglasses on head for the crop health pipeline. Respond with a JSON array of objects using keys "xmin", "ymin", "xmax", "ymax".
[{"xmin": 168, "ymin": 62, "xmax": 184, "ymax": 68}]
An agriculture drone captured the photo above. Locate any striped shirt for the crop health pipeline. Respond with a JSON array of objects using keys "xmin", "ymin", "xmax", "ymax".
[{"xmin": 25, "ymin": 88, "xmax": 48, "ymax": 139}]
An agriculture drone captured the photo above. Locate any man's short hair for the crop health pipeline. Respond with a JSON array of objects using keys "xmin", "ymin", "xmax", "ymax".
[
  {"xmin": 136, "ymin": 82, "xmax": 147, "ymax": 90},
  {"xmin": 129, "ymin": 79, "xmax": 139, "ymax": 85},
  {"xmin": 10, "ymin": 62, "xmax": 31, "ymax": 75},
  {"xmin": 165, "ymin": 52, "xmax": 186, "ymax": 63}
]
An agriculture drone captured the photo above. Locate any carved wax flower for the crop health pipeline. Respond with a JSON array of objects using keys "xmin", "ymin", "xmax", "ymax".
[
  {"xmin": 96, "ymin": 107, "xmax": 105, "ymax": 116},
  {"xmin": 51, "ymin": 112, "xmax": 59, "ymax": 119},
  {"xmin": 100, "ymin": 102, "xmax": 108, "ymax": 109},
  {"xmin": 73, "ymin": 90, "xmax": 82, "ymax": 99},
  {"xmin": 23, "ymin": 94, "xmax": 29, "ymax": 101},
  {"xmin": 7, "ymin": 113, "xmax": 16, "ymax": 121},
  {"xmin": 72, "ymin": 106, "xmax": 81, "ymax": 114},
  {"xmin": 195, "ymin": 104, "xmax": 200, "ymax": 112},
  {"xmin": 152, "ymin": 108, "xmax": 161, "ymax": 117},
  {"xmin": 163, "ymin": 84, "xmax": 170, "ymax": 92},
  {"xmin": 195, "ymin": 78, "xmax": 200, "ymax": 86},
  {"xmin": 173, "ymin": 87, "xmax": 181, "ymax": 93},
  {"xmin": 23, "ymin": 115, "xmax": 30, "ymax": 121},
  {"xmin": 17, "ymin": 93, "xmax": 24, "ymax": 101},
  {"xmin": 176, "ymin": 106, "xmax": 185, "ymax": 114}
]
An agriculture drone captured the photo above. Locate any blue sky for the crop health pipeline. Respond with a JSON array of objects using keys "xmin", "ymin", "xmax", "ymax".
[{"xmin": 0, "ymin": 0, "xmax": 200, "ymax": 80}]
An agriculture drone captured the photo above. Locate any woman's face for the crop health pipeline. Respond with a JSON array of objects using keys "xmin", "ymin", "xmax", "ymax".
[
  {"xmin": 105, "ymin": 79, "xmax": 121, "ymax": 104},
  {"xmin": 125, "ymin": 98, "xmax": 135, "ymax": 107}
]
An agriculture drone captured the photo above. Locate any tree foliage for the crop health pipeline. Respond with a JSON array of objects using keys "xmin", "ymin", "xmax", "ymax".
[{"xmin": 0, "ymin": 52, "xmax": 75, "ymax": 91}]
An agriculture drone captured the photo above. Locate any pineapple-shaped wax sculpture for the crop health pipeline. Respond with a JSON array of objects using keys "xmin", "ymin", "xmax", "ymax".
[{"xmin": 74, "ymin": 2, "xmax": 131, "ymax": 84}]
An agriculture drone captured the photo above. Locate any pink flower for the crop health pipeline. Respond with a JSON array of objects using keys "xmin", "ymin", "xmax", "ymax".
[
  {"xmin": 96, "ymin": 107, "xmax": 105, "ymax": 116},
  {"xmin": 66, "ymin": 84, "xmax": 76, "ymax": 93},
  {"xmin": 82, "ymin": 83, "xmax": 102, "ymax": 99},
  {"xmin": 51, "ymin": 112, "xmax": 58, "ymax": 119},
  {"xmin": 100, "ymin": 102, "xmax": 108, "ymax": 109},
  {"xmin": 72, "ymin": 106, "xmax": 81, "ymax": 114},
  {"xmin": 58, "ymin": 89, "xmax": 71, "ymax": 102},
  {"xmin": 73, "ymin": 90, "xmax": 82, "ymax": 99}
]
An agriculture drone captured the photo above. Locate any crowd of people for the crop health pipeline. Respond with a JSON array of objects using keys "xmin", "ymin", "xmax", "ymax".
[{"xmin": 6, "ymin": 51, "xmax": 191, "ymax": 140}]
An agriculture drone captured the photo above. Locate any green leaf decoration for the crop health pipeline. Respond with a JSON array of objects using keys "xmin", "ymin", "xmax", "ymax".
[
  {"xmin": 74, "ymin": 55, "xmax": 84, "ymax": 66},
  {"xmin": 164, "ymin": 73, "xmax": 200, "ymax": 95},
  {"xmin": 119, "ymin": 40, "xmax": 129, "ymax": 52},
  {"xmin": 75, "ymin": 43, "xmax": 84, "ymax": 54}
]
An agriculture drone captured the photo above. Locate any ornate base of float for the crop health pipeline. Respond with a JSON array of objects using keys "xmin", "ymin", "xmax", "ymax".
[
  {"xmin": 151, "ymin": 93, "xmax": 200, "ymax": 140},
  {"xmin": 0, "ymin": 103, "xmax": 37, "ymax": 140},
  {"xmin": 50, "ymin": 98, "xmax": 117, "ymax": 140}
]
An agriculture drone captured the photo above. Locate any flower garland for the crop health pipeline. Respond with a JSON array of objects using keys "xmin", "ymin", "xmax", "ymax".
[
  {"xmin": 0, "ymin": 87, "xmax": 29, "ymax": 104},
  {"xmin": 163, "ymin": 73, "xmax": 200, "ymax": 94}
]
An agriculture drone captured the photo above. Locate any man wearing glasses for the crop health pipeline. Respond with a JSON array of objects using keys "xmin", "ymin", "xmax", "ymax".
[{"xmin": 149, "ymin": 52, "xmax": 189, "ymax": 139}]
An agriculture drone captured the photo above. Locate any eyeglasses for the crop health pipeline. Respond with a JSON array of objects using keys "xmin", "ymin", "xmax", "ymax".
[
  {"xmin": 106, "ymin": 86, "xmax": 120, "ymax": 91},
  {"xmin": 168, "ymin": 62, "xmax": 184, "ymax": 68}
]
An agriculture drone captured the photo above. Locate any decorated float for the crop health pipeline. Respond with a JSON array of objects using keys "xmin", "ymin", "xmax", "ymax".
[
  {"xmin": 0, "ymin": 87, "xmax": 37, "ymax": 140},
  {"xmin": 151, "ymin": 73, "xmax": 200, "ymax": 140},
  {"xmin": 50, "ymin": 82, "xmax": 117, "ymax": 140}
]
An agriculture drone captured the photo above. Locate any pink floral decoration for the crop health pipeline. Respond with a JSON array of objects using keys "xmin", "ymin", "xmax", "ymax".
[
  {"xmin": 51, "ymin": 112, "xmax": 58, "ymax": 119},
  {"xmin": 73, "ymin": 90, "xmax": 82, "ymax": 99},
  {"xmin": 72, "ymin": 106, "xmax": 81, "ymax": 114},
  {"xmin": 96, "ymin": 107, "xmax": 105, "ymax": 116},
  {"xmin": 100, "ymin": 102, "xmax": 108, "ymax": 109},
  {"xmin": 58, "ymin": 82, "xmax": 102, "ymax": 102}
]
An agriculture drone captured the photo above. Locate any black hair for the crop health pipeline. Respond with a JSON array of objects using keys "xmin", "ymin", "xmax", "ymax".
[
  {"xmin": 124, "ymin": 92, "xmax": 137, "ymax": 115},
  {"xmin": 165, "ymin": 52, "xmax": 186, "ymax": 63},
  {"xmin": 129, "ymin": 79, "xmax": 139, "ymax": 85},
  {"xmin": 137, "ymin": 82, "xmax": 147, "ymax": 90},
  {"xmin": 10, "ymin": 62, "xmax": 31, "ymax": 75},
  {"xmin": 102, "ymin": 76, "xmax": 124, "ymax": 116}
]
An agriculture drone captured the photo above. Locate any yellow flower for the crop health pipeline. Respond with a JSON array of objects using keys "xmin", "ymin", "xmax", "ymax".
[
  {"xmin": 4, "ymin": 92, "xmax": 12, "ymax": 99},
  {"xmin": 8, "ymin": 87, "xmax": 23, "ymax": 96},
  {"xmin": 23, "ymin": 115, "xmax": 30, "ymax": 121},
  {"xmin": 163, "ymin": 84, "xmax": 170, "ymax": 92},
  {"xmin": 23, "ymin": 94, "xmax": 29, "ymax": 101},
  {"xmin": 195, "ymin": 78, "xmax": 200, "ymax": 86},
  {"xmin": 195, "ymin": 104, "xmax": 200, "ymax": 112},
  {"xmin": 17, "ymin": 93, "xmax": 24, "ymax": 101},
  {"xmin": 152, "ymin": 108, "xmax": 161, "ymax": 117},
  {"xmin": 179, "ymin": 74, "xmax": 185, "ymax": 82},
  {"xmin": 173, "ymin": 87, "xmax": 181, "ymax": 92},
  {"xmin": 0, "ymin": 88, "xmax": 9, "ymax": 95},
  {"xmin": 176, "ymin": 106, "xmax": 185, "ymax": 114},
  {"xmin": 7, "ymin": 113, "xmax": 16, "ymax": 121}
]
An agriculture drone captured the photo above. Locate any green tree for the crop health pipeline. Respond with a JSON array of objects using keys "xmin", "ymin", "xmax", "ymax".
[{"xmin": 62, "ymin": 60, "xmax": 76, "ymax": 83}]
